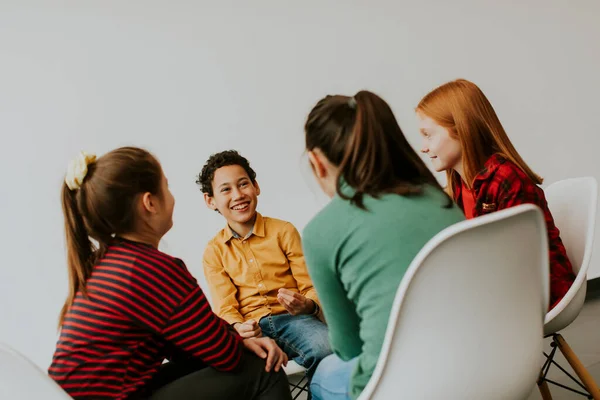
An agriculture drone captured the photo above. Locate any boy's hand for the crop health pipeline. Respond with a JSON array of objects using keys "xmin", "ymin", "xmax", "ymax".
[
  {"xmin": 233, "ymin": 320, "xmax": 262, "ymax": 338},
  {"xmin": 277, "ymin": 288, "xmax": 316, "ymax": 315},
  {"xmin": 243, "ymin": 337, "xmax": 288, "ymax": 372}
]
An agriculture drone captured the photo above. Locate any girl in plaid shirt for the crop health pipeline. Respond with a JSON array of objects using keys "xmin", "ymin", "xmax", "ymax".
[{"xmin": 416, "ymin": 79, "xmax": 575, "ymax": 309}]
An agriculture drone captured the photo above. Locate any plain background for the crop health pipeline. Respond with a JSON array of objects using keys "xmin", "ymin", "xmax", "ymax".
[{"xmin": 1, "ymin": 0, "xmax": 599, "ymax": 368}]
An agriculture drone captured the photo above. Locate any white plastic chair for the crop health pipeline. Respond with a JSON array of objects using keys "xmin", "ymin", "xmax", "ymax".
[
  {"xmin": 0, "ymin": 342, "xmax": 72, "ymax": 399},
  {"xmin": 536, "ymin": 177, "xmax": 599, "ymax": 399},
  {"xmin": 358, "ymin": 204, "xmax": 549, "ymax": 400},
  {"xmin": 284, "ymin": 360, "xmax": 309, "ymax": 399}
]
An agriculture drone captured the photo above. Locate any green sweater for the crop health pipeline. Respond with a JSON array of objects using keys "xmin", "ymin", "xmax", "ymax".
[{"xmin": 302, "ymin": 185, "xmax": 464, "ymax": 399}]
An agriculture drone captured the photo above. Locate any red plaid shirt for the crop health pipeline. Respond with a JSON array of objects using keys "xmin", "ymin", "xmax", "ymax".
[{"xmin": 453, "ymin": 154, "xmax": 575, "ymax": 309}]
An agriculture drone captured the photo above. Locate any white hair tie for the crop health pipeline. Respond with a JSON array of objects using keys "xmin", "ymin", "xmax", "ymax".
[
  {"xmin": 65, "ymin": 151, "xmax": 97, "ymax": 191},
  {"xmin": 348, "ymin": 97, "xmax": 357, "ymax": 109}
]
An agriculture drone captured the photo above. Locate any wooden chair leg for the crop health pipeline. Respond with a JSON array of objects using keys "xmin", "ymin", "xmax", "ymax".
[
  {"xmin": 537, "ymin": 374, "xmax": 553, "ymax": 400},
  {"xmin": 555, "ymin": 334, "xmax": 600, "ymax": 400}
]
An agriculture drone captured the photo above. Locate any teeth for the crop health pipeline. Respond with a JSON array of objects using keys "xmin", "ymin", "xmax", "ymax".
[{"xmin": 232, "ymin": 203, "xmax": 249, "ymax": 210}]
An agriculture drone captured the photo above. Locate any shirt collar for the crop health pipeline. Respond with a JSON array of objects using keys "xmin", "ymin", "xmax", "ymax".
[
  {"xmin": 223, "ymin": 212, "xmax": 265, "ymax": 243},
  {"xmin": 333, "ymin": 178, "xmax": 357, "ymax": 200},
  {"xmin": 453, "ymin": 153, "xmax": 507, "ymax": 202}
]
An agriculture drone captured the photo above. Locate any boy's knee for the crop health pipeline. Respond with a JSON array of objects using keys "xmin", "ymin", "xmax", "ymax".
[
  {"xmin": 312, "ymin": 326, "xmax": 332, "ymax": 359},
  {"xmin": 313, "ymin": 339, "xmax": 332, "ymax": 361},
  {"xmin": 303, "ymin": 334, "xmax": 332, "ymax": 368}
]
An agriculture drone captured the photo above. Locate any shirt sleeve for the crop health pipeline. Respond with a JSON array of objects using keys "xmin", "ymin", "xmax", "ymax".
[
  {"xmin": 302, "ymin": 225, "xmax": 361, "ymax": 359},
  {"xmin": 281, "ymin": 222, "xmax": 321, "ymax": 309},
  {"xmin": 161, "ymin": 285, "xmax": 243, "ymax": 372},
  {"xmin": 202, "ymin": 243, "xmax": 245, "ymax": 325},
  {"xmin": 88, "ymin": 255, "xmax": 244, "ymax": 372}
]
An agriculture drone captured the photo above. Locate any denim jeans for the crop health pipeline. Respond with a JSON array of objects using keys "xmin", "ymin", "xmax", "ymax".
[
  {"xmin": 259, "ymin": 313, "xmax": 331, "ymax": 378},
  {"xmin": 310, "ymin": 354, "xmax": 358, "ymax": 400}
]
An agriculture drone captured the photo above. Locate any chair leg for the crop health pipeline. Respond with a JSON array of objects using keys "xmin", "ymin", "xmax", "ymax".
[
  {"xmin": 288, "ymin": 373, "xmax": 310, "ymax": 400},
  {"xmin": 555, "ymin": 334, "xmax": 600, "ymax": 400},
  {"xmin": 537, "ymin": 374, "xmax": 553, "ymax": 400}
]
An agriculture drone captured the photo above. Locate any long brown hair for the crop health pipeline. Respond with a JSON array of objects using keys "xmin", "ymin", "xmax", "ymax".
[
  {"xmin": 59, "ymin": 147, "xmax": 162, "ymax": 327},
  {"xmin": 305, "ymin": 90, "xmax": 450, "ymax": 209},
  {"xmin": 416, "ymin": 79, "xmax": 542, "ymax": 197}
]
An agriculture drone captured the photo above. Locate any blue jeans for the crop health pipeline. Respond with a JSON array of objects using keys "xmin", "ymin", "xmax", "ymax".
[
  {"xmin": 310, "ymin": 354, "xmax": 358, "ymax": 400},
  {"xmin": 259, "ymin": 314, "xmax": 331, "ymax": 378}
]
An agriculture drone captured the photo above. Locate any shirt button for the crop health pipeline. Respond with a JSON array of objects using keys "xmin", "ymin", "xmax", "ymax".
[
  {"xmin": 249, "ymin": 259, "xmax": 254, "ymax": 263},
  {"xmin": 258, "ymin": 283, "xmax": 264, "ymax": 288}
]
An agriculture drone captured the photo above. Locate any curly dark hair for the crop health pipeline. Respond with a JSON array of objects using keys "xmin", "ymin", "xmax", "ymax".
[{"xmin": 196, "ymin": 150, "xmax": 257, "ymax": 196}]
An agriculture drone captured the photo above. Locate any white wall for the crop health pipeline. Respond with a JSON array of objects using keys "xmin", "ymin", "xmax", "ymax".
[{"xmin": 1, "ymin": 0, "xmax": 599, "ymax": 369}]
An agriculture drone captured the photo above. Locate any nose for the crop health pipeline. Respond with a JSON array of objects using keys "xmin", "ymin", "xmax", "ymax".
[
  {"xmin": 231, "ymin": 186, "xmax": 243, "ymax": 199},
  {"xmin": 421, "ymin": 144, "xmax": 429, "ymax": 154}
]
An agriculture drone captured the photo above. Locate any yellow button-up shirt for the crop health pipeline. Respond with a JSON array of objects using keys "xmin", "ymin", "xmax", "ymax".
[{"xmin": 203, "ymin": 213, "xmax": 320, "ymax": 325}]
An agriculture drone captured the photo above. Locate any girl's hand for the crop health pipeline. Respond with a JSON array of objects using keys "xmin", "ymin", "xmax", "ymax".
[{"xmin": 243, "ymin": 337, "xmax": 288, "ymax": 372}]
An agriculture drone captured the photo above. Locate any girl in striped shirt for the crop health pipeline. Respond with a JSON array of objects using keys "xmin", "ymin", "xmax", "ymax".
[{"xmin": 49, "ymin": 147, "xmax": 292, "ymax": 400}]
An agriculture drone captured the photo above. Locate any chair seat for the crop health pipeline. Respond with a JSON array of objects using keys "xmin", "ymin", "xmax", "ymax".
[{"xmin": 283, "ymin": 360, "xmax": 306, "ymax": 375}]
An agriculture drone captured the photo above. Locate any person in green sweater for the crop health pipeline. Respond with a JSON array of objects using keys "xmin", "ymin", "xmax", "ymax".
[{"xmin": 302, "ymin": 91, "xmax": 465, "ymax": 400}]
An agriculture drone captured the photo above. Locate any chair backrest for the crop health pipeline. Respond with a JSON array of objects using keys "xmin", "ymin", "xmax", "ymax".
[
  {"xmin": 0, "ymin": 343, "xmax": 72, "ymax": 400},
  {"xmin": 542, "ymin": 177, "xmax": 598, "ymax": 332},
  {"xmin": 359, "ymin": 204, "xmax": 549, "ymax": 400},
  {"xmin": 544, "ymin": 177, "xmax": 597, "ymax": 276}
]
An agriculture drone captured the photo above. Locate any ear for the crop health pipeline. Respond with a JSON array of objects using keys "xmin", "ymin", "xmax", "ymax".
[
  {"xmin": 308, "ymin": 150, "xmax": 328, "ymax": 179},
  {"xmin": 253, "ymin": 180, "xmax": 261, "ymax": 196},
  {"xmin": 204, "ymin": 193, "xmax": 217, "ymax": 211},
  {"xmin": 141, "ymin": 192, "xmax": 158, "ymax": 214}
]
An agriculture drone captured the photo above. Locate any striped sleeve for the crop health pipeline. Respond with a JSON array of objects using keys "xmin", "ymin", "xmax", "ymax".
[
  {"xmin": 162, "ymin": 286, "xmax": 243, "ymax": 371},
  {"xmin": 94, "ymin": 243, "xmax": 243, "ymax": 372}
]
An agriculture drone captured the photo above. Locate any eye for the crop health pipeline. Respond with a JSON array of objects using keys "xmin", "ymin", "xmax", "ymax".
[
  {"xmin": 221, "ymin": 187, "xmax": 230, "ymax": 193},
  {"xmin": 240, "ymin": 182, "xmax": 248, "ymax": 187}
]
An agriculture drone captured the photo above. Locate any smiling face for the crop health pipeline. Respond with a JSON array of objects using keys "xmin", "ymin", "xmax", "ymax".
[
  {"xmin": 417, "ymin": 111, "xmax": 463, "ymax": 174},
  {"xmin": 204, "ymin": 164, "xmax": 260, "ymax": 233}
]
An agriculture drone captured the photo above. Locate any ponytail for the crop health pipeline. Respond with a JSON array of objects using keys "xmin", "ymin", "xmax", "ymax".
[{"xmin": 59, "ymin": 183, "xmax": 95, "ymax": 327}]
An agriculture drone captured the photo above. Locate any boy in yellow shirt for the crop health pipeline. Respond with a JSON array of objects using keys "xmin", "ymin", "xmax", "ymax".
[{"xmin": 197, "ymin": 150, "xmax": 331, "ymax": 378}]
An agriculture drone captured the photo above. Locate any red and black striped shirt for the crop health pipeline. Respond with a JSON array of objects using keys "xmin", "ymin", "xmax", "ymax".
[{"xmin": 48, "ymin": 238, "xmax": 243, "ymax": 399}]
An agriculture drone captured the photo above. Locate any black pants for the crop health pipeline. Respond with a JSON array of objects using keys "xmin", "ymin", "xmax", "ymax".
[{"xmin": 136, "ymin": 352, "xmax": 293, "ymax": 400}]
